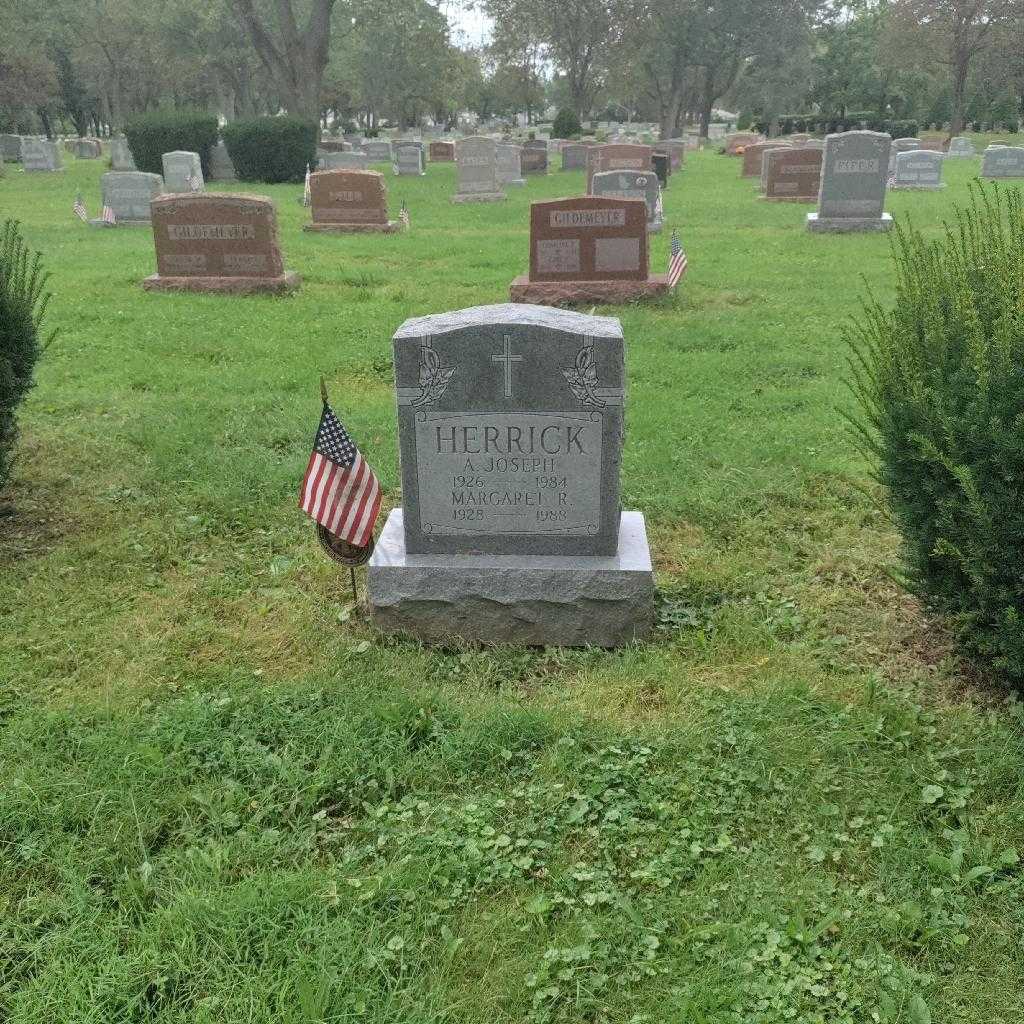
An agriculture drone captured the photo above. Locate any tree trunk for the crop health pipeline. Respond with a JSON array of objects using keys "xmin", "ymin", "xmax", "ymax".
[
  {"xmin": 698, "ymin": 65, "xmax": 715, "ymax": 138},
  {"xmin": 949, "ymin": 49, "xmax": 970, "ymax": 136}
]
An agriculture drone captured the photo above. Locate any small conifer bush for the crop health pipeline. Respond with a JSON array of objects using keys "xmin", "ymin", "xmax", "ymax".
[
  {"xmin": 0, "ymin": 221, "xmax": 54, "ymax": 490},
  {"xmin": 848, "ymin": 185, "xmax": 1024, "ymax": 682}
]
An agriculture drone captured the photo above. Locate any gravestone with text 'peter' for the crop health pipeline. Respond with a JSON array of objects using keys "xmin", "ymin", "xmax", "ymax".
[
  {"xmin": 429, "ymin": 141, "xmax": 455, "ymax": 162},
  {"xmin": 144, "ymin": 193, "xmax": 299, "ymax": 294},
  {"xmin": 110, "ymin": 136, "xmax": 136, "ymax": 171},
  {"xmin": 891, "ymin": 150, "xmax": 945, "ymax": 190},
  {"xmin": 496, "ymin": 143, "xmax": 525, "ymax": 187},
  {"xmin": 394, "ymin": 142, "xmax": 426, "ymax": 176},
  {"xmin": 946, "ymin": 137, "xmax": 975, "ymax": 158},
  {"xmin": 209, "ymin": 141, "xmax": 237, "ymax": 181},
  {"xmin": 22, "ymin": 138, "xmax": 62, "ymax": 172},
  {"xmin": 762, "ymin": 147, "xmax": 822, "ymax": 202},
  {"xmin": 97, "ymin": 171, "xmax": 163, "ymax": 224},
  {"xmin": 303, "ymin": 169, "xmax": 403, "ymax": 233},
  {"xmin": 586, "ymin": 144, "xmax": 653, "ymax": 192},
  {"xmin": 742, "ymin": 141, "xmax": 791, "ymax": 178},
  {"xmin": 591, "ymin": 170, "xmax": 662, "ymax": 233},
  {"xmin": 981, "ymin": 146, "xmax": 1024, "ymax": 178},
  {"xmin": 367, "ymin": 303, "xmax": 654, "ymax": 647},
  {"xmin": 509, "ymin": 196, "xmax": 668, "ymax": 306},
  {"xmin": 453, "ymin": 136, "xmax": 505, "ymax": 203},
  {"xmin": 162, "ymin": 151, "xmax": 203, "ymax": 192},
  {"xmin": 808, "ymin": 131, "xmax": 892, "ymax": 233}
]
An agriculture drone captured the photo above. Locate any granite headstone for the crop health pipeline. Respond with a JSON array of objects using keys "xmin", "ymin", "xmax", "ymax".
[
  {"xmin": 891, "ymin": 149, "xmax": 945, "ymax": 190},
  {"xmin": 162, "ymin": 151, "xmax": 204, "ymax": 192},
  {"xmin": 22, "ymin": 138, "xmax": 62, "ymax": 172},
  {"xmin": 762, "ymin": 147, "xmax": 822, "ymax": 201},
  {"xmin": 99, "ymin": 171, "xmax": 163, "ymax": 223},
  {"xmin": 304, "ymin": 169, "xmax": 403, "ymax": 233},
  {"xmin": 808, "ymin": 131, "xmax": 892, "ymax": 233},
  {"xmin": 591, "ymin": 170, "xmax": 662, "ymax": 232},
  {"xmin": 453, "ymin": 136, "xmax": 505, "ymax": 202},
  {"xmin": 981, "ymin": 146, "xmax": 1024, "ymax": 178}
]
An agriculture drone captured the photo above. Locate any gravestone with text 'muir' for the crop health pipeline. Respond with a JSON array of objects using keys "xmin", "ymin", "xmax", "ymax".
[
  {"xmin": 144, "ymin": 193, "xmax": 299, "ymax": 294},
  {"xmin": 367, "ymin": 303, "xmax": 655, "ymax": 646},
  {"xmin": 509, "ymin": 196, "xmax": 669, "ymax": 306},
  {"xmin": 303, "ymin": 169, "xmax": 403, "ymax": 233}
]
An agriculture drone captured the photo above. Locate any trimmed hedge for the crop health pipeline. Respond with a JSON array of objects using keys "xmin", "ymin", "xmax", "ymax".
[
  {"xmin": 221, "ymin": 117, "xmax": 317, "ymax": 183},
  {"xmin": 848, "ymin": 185, "xmax": 1024, "ymax": 683},
  {"xmin": 123, "ymin": 109, "xmax": 218, "ymax": 178},
  {"xmin": 1, "ymin": 221, "xmax": 54, "ymax": 491},
  {"xmin": 552, "ymin": 108, "xmax": 582, "ymax": 139},
  {"xmin": 752, "ymin": 113, "xmax": 919, "ymax": 138}
]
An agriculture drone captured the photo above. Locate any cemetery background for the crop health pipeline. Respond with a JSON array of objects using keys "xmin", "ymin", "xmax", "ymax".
[{"xmin": 2, "ymin": 140, "xmax": 1024, "ymax": 1023}]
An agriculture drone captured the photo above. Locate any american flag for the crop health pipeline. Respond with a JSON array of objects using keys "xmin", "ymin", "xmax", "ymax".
[
  {"xmin": 73, "ymin": 192, "xmax": 88, "ymax": 222},
  {"xmin": 299, "ymin": 404, "xmax": 381, "ymax": 548},
  {"xmin": 101, "ymin": 204, "xmax": 116, "ymax": 225},
  {"xmin": 187, "ymin": 167, "xmax": 202, "ymax": 192},
  {"xmin": 667, "ymin": 229, "xmax": 688, "ymax": 288},
  {"xmin": 303, "ymin": 163, "xmax": 311, "ymax": 207},
  {"xmin": 399, "ymin": 200, "xmax": 410, "ymax": 229}
]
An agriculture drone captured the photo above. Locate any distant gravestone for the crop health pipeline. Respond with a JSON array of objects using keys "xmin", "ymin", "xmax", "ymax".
[
  {"xmin": 742, "ymin": 141, "xmax": 791, "ymax": 178},
  {"xmin": 889, "ymin": 137, "xmax": 921, "ymax": 173},
  {"xmin": 144, "ymin": 193, "xmax": 299, "ymax": 294},
  {"xmin": 891, "ymin": 150, "xmax": 945, "ymax": 190},
  {"xmin": 0, "ymin": 134, "xmax": 22, "ymax": 162},
  {"xmin": 808, "ymin": 131, "xmax": 892, "ymax": 233},
  {"xmin": 98, "ymin": 171, "xmax": 163, "ymax": 224},
  {"xmin": 209, "ymin": 141, "xmax": 237, "ymax": 181},
  {"xmin": 110, "ymin": 136, "xmax": 136, "ymax": 171},
  {"xmin": 429, "ymin": 141, "xmax": 455, "ymax": 162},
  {"xmin": 363, "ymin": 140, "xmax": 393, "ymax": 161},
  {"xmin": 453, "ymin": 136, "xmax": 505, "ymax": 202},
  {"xmin": 946, "ymin": 137, "xmax": 976, "ymax": 158},
  {"xmin": 394, "ymin": 142, "xmax": 426, "ymax": 176},
  {"xmin": 662, "ymin": 140, "xmax": 686, "ymax": 170},
  {"xmin": 303, "ymin": 169, "xmax": 403, "ymax": 233},
  {"xmin": 586, "ymin": 144, "xmax": 653, "ymax": 191},
  {"xmin": 73, "ymin": 138, "xmax": 102, "ymax": 159},
  {"xmin": 651, "ymin": 152, "xmax": 670, "ymax": 188},
  {"xmin": 591, "ymin": 170, "xmax": 662, "ymax": 233},
  {"xmin": 496, "ymin": 143, "xmax": 525, "ymax": 187},
  {"xmin": 725, "ymin": 132, "xmax": 763, "ymax": 155},
  {"xmin": 321, "ymin": 151, "xmax": 374, "ymax": 171},
  {"xmin": 162, "ymin": 151, "xmax": 203, "ymax": 192},
  {"xmin": 22, "ymin": 138, "xmax": 62, "ymax": 172},
  {"xmin": 801, "ymin": 139, "xmax": 824, "ymax": 151},
  {"xmin": 561, "ymin": 143, "xmax": 589, "ymax": 171},
  {"xmin": 510, "ymin": 196, "xmax": 668, "ymax": 305},
  {"xmin": 521, "ymin": 145, "xmax": 548, "ymax": 174},
  {"xmin": 762, "ymin": 148, "xmax": 822, "ymax": 202},
  {"xmin": 790, "ymin": 133, "xmax": 812, "ymax": 145},
  {"xmin": 367, "ymin": 303, "xmax": 654, "ymax": 646},
  {"xmin": 919, "ymin": 134, "xmax": 947, "ymax": 152},
  {"xmin": 319, "ymin": 139, "xmax": 347, "ymax": 153},
  {"xmin": 981, "ymin": 146, "xmax": 1024, "ymax": 178}
]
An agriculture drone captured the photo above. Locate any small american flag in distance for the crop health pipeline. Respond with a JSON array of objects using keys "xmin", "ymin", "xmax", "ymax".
[
  {"xmin": 303, "ymin": 163, "xmax": 312, "ymax": 207},
  {"xmin": 299, "ymin": 405, "xmax": 381, "ymax": 548},
  {"xmin": 667, "ymin": 229, "xmax": 688, "ymax": 288},
  {"xmin": 101, "ymin": 204, "xmax": 116, "ymax": 225},
  {"xmin": 73, "ymin": 192, "xmax": 88, "ymax": 222},
  {"xmin": 399, "ymin": 200, "xmax": 410, "ymax": 229}
]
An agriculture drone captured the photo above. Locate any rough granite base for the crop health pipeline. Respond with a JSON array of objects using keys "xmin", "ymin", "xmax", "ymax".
[
  {"xmin": 451, "ymin": 192, "xmax": 507, "ymax": 203},
  {"xmin": 368, "ymin": 509, "xmax": 655, "ymax": 648},
  {"xmin": 302, "ymin": 221, "xmax": 404, "ymax": 233},
  {"xmin": 504, "ymin": 178, "xmax": 527, "ymax": 187},
  {"xmin": 889, "ymin": 183, "xmax": 946, "ymax": 191},
  {"xmin": 509, "ymin": 274, "xmax": 671, "ymax": 306},
  {"xmin": 142, "ymin": 272, "xmax": 300, "ymax": 295},
  {"xmin": 758, "ymin": 196, "xmax": 816, "ymax": 203},
  {"xmin": 806, "ymin": 212, "xmax": 893, "ymax": 233},
  {"xmin": 89, "ymin": 218, "xmax": 149, "ymax": 227}
]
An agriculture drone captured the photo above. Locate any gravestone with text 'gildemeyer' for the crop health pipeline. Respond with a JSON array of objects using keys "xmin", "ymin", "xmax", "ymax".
[
  {"xmin": 509, "ymin": 196, "xmax": 668, "ymax": 306},
  {"xmin": 144, "ymin": 193, "xmax": 299, "ymax": 294},
  {"xmin": 808, "ymin": 131, "xmax": 892, "ymax": 233},
  {"xmin": 367, "ymin": 303, "xmax": 654, "ymax": 647}
]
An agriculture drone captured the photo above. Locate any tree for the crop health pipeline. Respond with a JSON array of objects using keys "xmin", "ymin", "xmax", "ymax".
[{"xmin": 228, "ymin": 0, "xmax": 346, "ymax": 120}]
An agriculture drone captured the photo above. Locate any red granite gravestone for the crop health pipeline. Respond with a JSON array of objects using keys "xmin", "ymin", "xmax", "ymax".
[
  {"xmin": 762, "ymin": 148, "xmax": 823, "ymax": 202},
  {"xmin": 741, "ymin": 141, "xmax": 792, "ymax": 177},
  {"xmin": 429, "ymin": 141, "xmax": 455, "ymax": 161},
  {"xmin": 303, "ymin": 169, "xmax": 403, "ymax": 233},
  {"xmin": 509, "ymin": 196, "xmax": 668, "ymax": 306},
  {"xmin": 144, "ymin": 193, "xmax": 299, "ymax": 294},
  {"xmin": 585, "ymin": 144, "xmax": 653, "ymax": 192}
]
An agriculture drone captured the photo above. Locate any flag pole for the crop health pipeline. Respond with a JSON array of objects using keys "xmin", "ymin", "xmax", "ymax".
[{"xmin": 319, "ymin": 376, "xmax": 329, "ymax": 406}]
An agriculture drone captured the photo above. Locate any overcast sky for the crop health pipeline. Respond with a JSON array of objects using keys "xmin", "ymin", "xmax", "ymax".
[{"xmin": 442, "ymin": 0, "xmax": 492, "ymax": 47}]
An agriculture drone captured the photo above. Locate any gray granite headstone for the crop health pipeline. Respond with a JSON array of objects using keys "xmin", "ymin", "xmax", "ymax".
[
  {"xmin": 363, "ymin": 140, "xmax": 393, "ymax": 161},
  {"xmin": 73, "ymin": 138, "xmax": 102, "ymax": 159},
  {"xmin": 891, "ymin": 149, "xmax": 945, "ymax": 190},
  {"xmin": 110, "ymin": 135, "xmax": 136, "ymax": 170},
  {"xmin": 394, "ymin": 142, "xmax": 426, "ymax": 176},
  {"xmin": 453, "ymin": 136, "xmax": 504, "ymax": 202},
  {"xmin": 591, "ymin": 170, "xmax": 662, "ymax": 232},
  {"xmin": 889, "ymin": 137, "xmax": 921, "ymax": 174},
  {"xmin": 981, "ymin": 146, "xmax": 1024, "ymax": 178},
  {"xmin": 808, "ymin": 130, "xmax": 892, "ymax": 233},
  {"xmin": 367, "ymin": 303, "xmax": 654, "ymax": 647},
  {"xmin": 100, "ymin": 171, "xmax": 164, "ymax": 223},
  {"xmin": 496, "ymin": 143, "xmax": 525, "ymax": 187},
  {"xmin": 946, "ymin": 137, "xmax": 975, "ymax": 158},
  {"xmin": 0, "ymin": 134, "xmax": 22, "ymax": 162},
  {"xmin": 321, "ymin": 151, "xmax": 373, "ymax": 170},
  {"xmin": 162, "ymin": 150, "xmax": 203, "ymax": 192},
  {"xmin": 561, "ymin": 143, "xmax": 588, "ymax": 171},
  {"xmin": 209, "ymin": 141, "xmax": 237, "ymax": 181},
  {"xmin": 22, "ymin": 138, "xmax": 62, "ymax": 172}
]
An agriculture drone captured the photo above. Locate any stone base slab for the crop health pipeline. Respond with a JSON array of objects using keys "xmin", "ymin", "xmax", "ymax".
[
  {"xmin": 509, "ymin": 274, "xmax": 671, "ymax": 307},
  {"xmin": 367, "ymin": 509, "xmax": 656, "ymax": 648},
  {"xmin": 889, "ymin": 183, "xmax": 946, "ymax": 191},
  {"xmin": 502, "ymin": 178, "xmax": 527, "ymax": 187},
  {"xmin": 142, "ymin": 272, "xmax": 300, "ymax": 295},
  {"xmin": 302, "ymin": 221, "xmax": 404, "ymax": 233},
  {"xmin": 451, "ymin": 192, "xmax": 507, "ymax": 203},
  {"xmin": 89, "ymin": 218, "xmax": 150, "ymax": 227},
  {"xmin": 806, "ymin": 212, "xmax": 893, "ymax": 234},
  {"xmin": 759, "ymin": 195, "xmax": 816, "ymax": 203}
]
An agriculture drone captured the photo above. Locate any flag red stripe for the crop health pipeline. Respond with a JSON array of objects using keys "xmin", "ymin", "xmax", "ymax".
[
  {"xmin": 340, "ymin": 459, "xmax": 377, "ymax": 543},
  {"xmin": 338, "ymin": 458, "xmax": 372, "ymax": 539},
  {"xmin": 328, "ymin": 455, "xmax": 367, "ymax": 537},
  {"xmin": 311, "ymin": 461, "xmax": 341, "ymax": 523}
]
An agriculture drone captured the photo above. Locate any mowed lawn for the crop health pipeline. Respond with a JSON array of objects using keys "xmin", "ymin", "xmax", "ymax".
[{"xmin": 2, "ymin": 140, "xmax": 1023, "ymax": 1023}]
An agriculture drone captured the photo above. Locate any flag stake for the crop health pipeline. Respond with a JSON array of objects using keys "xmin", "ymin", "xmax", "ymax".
[
  {"xmin": 319, "ymin": 376, "xmax": 329, "ymax": 406},
  {"xmin": 350, "ymin": 567, "xmax": 358, "ymax": 604}
]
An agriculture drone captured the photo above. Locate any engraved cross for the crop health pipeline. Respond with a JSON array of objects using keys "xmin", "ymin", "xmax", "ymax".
[{"xmin": 491, "ymin": 335, "xmax": 522, "ymax": 399}]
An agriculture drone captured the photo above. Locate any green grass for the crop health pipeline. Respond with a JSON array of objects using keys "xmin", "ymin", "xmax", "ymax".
[{"xmin": 1, "ymin": 140, "xmax": 1023, "ymax": 1023}]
